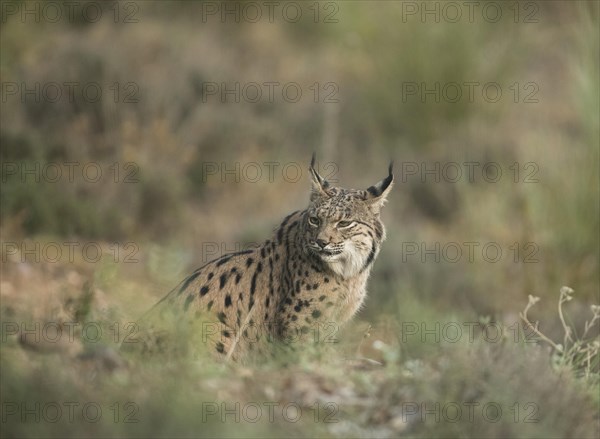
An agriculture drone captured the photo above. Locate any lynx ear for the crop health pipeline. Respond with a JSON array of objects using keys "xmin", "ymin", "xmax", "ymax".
[
  {"xmin": 309, "ymin": 153, "xmax": 331, "ymax": 201},
  {"xmin": 365, "ymin": 161, "xmax": 394, "ymax": 211}
]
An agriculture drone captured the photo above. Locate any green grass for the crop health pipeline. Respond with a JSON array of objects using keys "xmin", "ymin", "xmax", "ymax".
[{"xmin": 1, "ymin": 278, "xmax": 598, "ymax": 438}]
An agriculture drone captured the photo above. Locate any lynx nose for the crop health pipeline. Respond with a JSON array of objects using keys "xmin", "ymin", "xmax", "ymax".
[{"xmin": 315, "ymin": 238, "xmax": 328, "ymax": 249}]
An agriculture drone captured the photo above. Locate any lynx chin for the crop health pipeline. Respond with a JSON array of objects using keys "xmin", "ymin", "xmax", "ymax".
[{"xmin": 127, "ymin": 155, "xmax": 393, "ymax": 362}]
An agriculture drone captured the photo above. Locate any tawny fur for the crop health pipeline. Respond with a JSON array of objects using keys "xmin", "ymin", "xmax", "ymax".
[{"xmin": 129, "ymin": 157, "xmax": 393, "ymax": 362}]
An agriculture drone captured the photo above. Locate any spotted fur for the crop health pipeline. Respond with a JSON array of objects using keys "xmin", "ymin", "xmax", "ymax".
[{"xmin": 129, "ymin": 155, "xmax": 393, "ymax": 362}]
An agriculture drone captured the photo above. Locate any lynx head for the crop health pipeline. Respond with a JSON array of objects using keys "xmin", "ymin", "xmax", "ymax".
[{"xmin": 302, "ymin": 154, "xmax": 393, "ymax": 279}]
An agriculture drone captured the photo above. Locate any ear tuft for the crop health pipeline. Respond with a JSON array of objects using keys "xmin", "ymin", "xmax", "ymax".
[
  {"xmin": 309, "ymin": 153, "xmax": 331, "ymax": 201},
  {"xmin": 365, "ymin": 161, "xmax": 394, "ymax": 210}
]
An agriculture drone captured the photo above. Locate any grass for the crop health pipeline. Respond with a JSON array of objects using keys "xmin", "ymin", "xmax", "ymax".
[
  {"xmin": 1, "ymin": 266, "xmax": 598, "ymax": 438},
  {"xmin": 520, "ymin": 286, "xmax": 600, "ymax": 385}
]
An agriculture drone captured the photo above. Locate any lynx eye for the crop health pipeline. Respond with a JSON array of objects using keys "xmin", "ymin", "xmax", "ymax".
[
  {"xmin": 308, "ymin": 216, "xmax": 320, "ymax": 226},
  {"xmin": 337, "ymin": 220, "xmax": 353, "ymax": 228}
]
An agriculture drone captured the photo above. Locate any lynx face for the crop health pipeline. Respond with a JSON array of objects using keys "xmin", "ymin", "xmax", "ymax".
[{"xmin": 301, "ymin": 157, "xmax": 393, "ymax": 279}]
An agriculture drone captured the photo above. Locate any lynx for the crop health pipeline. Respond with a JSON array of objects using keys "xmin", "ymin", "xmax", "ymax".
[{"xmin": 128, "ymin": 156, "xmax": 393, "ymax": 362}]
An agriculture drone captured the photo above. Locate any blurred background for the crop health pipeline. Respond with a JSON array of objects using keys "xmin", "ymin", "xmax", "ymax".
[
  {"xmin": 1, "ymin": 1, "xmax": 598, "ymax": 438},
  {"xmin": 2, "ymin": 0, "xmax": 597, "ymax": 323}
]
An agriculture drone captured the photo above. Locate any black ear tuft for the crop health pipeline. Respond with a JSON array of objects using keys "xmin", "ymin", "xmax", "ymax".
[
  {"xmin": 309, "ymin": 153, "xmax": 331, "ymax": 200},
  {"xmin": 367, "ymin": 185, "xmax": 380, "ymax": 197},
  {"xmin": 365, "ymin": 161, "xmax": 394, "ymax": 208}
]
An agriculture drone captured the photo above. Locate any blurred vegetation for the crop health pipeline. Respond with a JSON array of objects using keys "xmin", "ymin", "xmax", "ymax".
[{"xmin": 1, "ymin": 1, "xmax": 599, "ymax": 438}]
